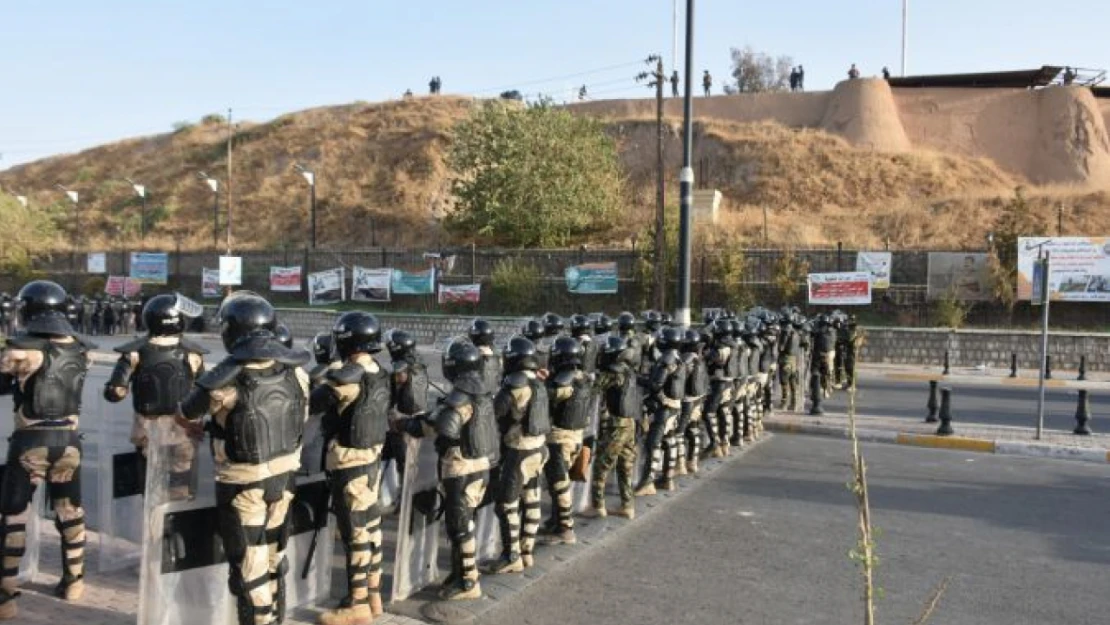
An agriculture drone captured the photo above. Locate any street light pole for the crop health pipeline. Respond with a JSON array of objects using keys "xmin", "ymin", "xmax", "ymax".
[
  {"xmin": 198, "ymin": 172, "xmax": 220, "ymax": 248},
  {"xmin": 294, "ymin": 164, "xmax": 317, "ymax": 248},
  {"xmin": 55, "ymin": 184, "xmax": 79, "ymax": 292},
  {"xmin": 675, "ymin": 0, "xmax": 695, "ymax": 327},
  {"xmin": 125, "ymin": 177, "xmax": 147, "ymax": 243}
]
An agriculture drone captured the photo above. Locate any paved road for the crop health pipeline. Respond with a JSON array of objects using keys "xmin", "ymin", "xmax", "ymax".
[{"xmin": 476, "ymin": 434, "xmax": 1110, "ymax": 625}]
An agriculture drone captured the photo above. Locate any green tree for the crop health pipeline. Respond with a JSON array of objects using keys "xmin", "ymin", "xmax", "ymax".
[
  {"xmin": 446, "ymin": 100, "xmax": 625, "ymax": 247},
  {"xmin": 726, "ymin": 46, "xmax": 794, "ymax": 94},
  {"xmin": 489, "ymin": 257, "xmax": 541, "ymax": 314},
  {"xmin": 988, "ymin": 187, "xmax": 1049, "ymax": 310},
  {"xmin": 0, "ymin": 195, "xmax": 57, "ymax": 279}
]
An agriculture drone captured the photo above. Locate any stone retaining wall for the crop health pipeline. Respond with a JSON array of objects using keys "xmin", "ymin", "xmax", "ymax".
[{"xmin": 860, "ymin": 327, "xmax": 1110, "ymax": 372}]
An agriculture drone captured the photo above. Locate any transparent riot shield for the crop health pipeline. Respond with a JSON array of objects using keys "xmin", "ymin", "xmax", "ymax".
[
  {"xmin": 473, "ymin": 497, "xmax": 502, "ymax": 564},
  {"xmin": 391, "ymin": 434, "xmax": 442, "ymax": 602},
  {"xmin": 571, "ymin": 392, "xmax": 601, "ymax": 513},
  {"xmin": 379, "ymin": 457, "xmax": 400, "ymax": 511},
  {"xmin": 97, "ymin": 397, "xmax": 145, "ymax": 572},
  {"xmin": 0, "ymin": 410, "xmax": 45, "ymax": 584}
]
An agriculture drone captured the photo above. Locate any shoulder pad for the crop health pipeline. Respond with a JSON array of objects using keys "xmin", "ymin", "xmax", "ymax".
[
  {"xmin": 6, "ymin": 334, "xmax": 49, "ymax": 351},
  {"xmin": 178, "ymin": 336, "xmax": 211, "ymax": 355},
  {"xmin": 444, "ymin": 389, "xmax": 472, "ymax": 410},
  {"xmin": 113, "ymin": 337, "xmax": 148, "ymax": 354},
  {"xmin": 503, "ymin": 371, "xmax": 530, "ymax": 389},
  {"xmin": 660, "ymin": 351, "xmax": 680, "ymax": 366},
  {"xmin": 195, "ymin": 358, "xmax": 243, "ymax": 391},
  {"xmin": 326, "ymin": 362, "xmax": 365, "ymax": 386},
  {"xmin": 551, "ymin": 370, "xmax": 577, "ymax": 387},
  {"xmin": 75, "ymin": 336, "xmax": 98, "ymax": 350}
]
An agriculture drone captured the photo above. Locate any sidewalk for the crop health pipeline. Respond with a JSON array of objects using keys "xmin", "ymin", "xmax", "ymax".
[{"xmin": 767, "ymin": 410, "xmax": 1110, "ymax": 464}]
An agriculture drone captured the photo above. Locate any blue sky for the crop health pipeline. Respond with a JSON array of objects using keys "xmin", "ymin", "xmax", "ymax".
[{"xmin": 1, "ymin": 0, "xmax": 1107, "ymax": 168}]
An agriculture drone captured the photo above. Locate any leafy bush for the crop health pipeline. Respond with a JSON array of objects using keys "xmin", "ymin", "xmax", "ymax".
[
  {"xmin": 201, "ymin": 113, "xmax": 227, "ymax": 125},
  {"xmin": 172, "ymin": 121, "xmax": 194, "ymax": 133},
  {"xmin": 489, "ymin": 258, "xmax": 541, "ymax": 314}
]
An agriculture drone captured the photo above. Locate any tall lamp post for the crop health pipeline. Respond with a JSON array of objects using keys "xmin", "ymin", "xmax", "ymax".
[
  {"xmin": 55, "ymin": 184, "xmax": 80, "ymax": 291},
  {"xmin": 197, "ymin": 172, "xmax": 220, "ymax": 248},
  {"xmin": 124, "ymin": 177, "xmax": 147, "ymax": 242},
  {"xmin": 293, "ymin": 164, "xmax": 318, "ymax": 248},
  {"xmin": 675, "ymin": 0, "xmax": 695, "ymax": 327}
]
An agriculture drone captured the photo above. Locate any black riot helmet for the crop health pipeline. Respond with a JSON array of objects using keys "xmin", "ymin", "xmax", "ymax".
[
  {"xmin": 660, "ymin": 312, "xmax": 674, "ymax": 327},
  {"xmin": 274, "ymin": 324, "xmax": 294, "ymax": 349},
  {"xmin": 541, "ymin": 312, "xmax": 564, "ymax": 337},
  {"xmin": 642, "ymin": 310, "xmax": 662, "ymax": 332},
  {"xmin": 17, "ymin": 280, "xmax": 70, "ymax": 334},
  {"xmin": 443, "ymin": 339, "xmax": 482, "ymax": 383},
  {"xmin": 521, "ymin": 319, "xmax": 545, "ymax": 341},
  {"xmin": 600, "ymin": 334, "xmax": 637, "ymax": 371},
  {"xmin": 333, "ymin": 311, "xmax": 382, "ymax": 358},
  {"xmin": 503, "ymin": 335, "xmax": 540, "ymax": 373},
  {"xmin": 711, "ymin": 317, "xmax": 733, "ymax": 340},
  {"xmin": 217, "ymin": 291, "xmax": 277, "ymax": 351},
  {"xmin": 657, "ymin": 326, "xmax": 683, "ymax": 351},
  {"xmin": 616, "ymin": 311, "xmax": 636, "ymax": 333},
  {"xmin": 468, "ymin": 318, "xmax": 495, "ymax": 347},
  {"xmin": 309, "ymin": 332, "xmax": 335, "ymax": 366},
  {"xmin": 549, "ymin": 335, "xmax": 583, "ymax": 371},
  {"xmin": 385, "ymin": 328, "xmax": 418, "ymax": 362},
  {"xmin": 569, "ymin": 314, "xmax": 592, "ymax": 338},
  {"xmin": 142, "ymin": 294, "xmax": 186, "ymax": 337},
  {"xmin": 594, "ymin": 313, "xmax": 613, "ymax": 335},
  {"xmin": 681, "ymin": 329, "xmax": 702, "ymax": 353}
]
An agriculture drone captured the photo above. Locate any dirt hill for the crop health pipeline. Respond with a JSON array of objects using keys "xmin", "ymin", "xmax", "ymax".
[{"xmin": 2, "ymin": 86, "xmax": 1109, "ymax": 251}]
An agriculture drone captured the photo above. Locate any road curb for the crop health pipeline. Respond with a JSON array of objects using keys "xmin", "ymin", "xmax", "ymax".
[
  {"xmin": 875, "ymin": 371, "xmax": 1100, "ymax": 389},
  {"xmin": 765, "ymin": 420, "xmax": 1110, "ymax": 464}
]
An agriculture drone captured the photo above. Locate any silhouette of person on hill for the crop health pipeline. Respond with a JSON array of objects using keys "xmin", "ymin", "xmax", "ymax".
[
  {"xmin": 882, "ymin": 67, "xmax": 891, "ymax": 80},
  {"xmin": 671, "ymin": 70, "xmax": 680, "ymax": 97},
  {"xmin": 848, "ymin": 64, "xmax": 861, "ymax": 80},
  {"xmin": 702, "ymin": 70, "xmax": 712, "ymax": 96},
  {"xmin": 790, "ymin": 67, "xmax": 799, "ymax": 91},
  {"xmin": 797, "ymin": 65, "xmax": 805, "ymax": 91}
]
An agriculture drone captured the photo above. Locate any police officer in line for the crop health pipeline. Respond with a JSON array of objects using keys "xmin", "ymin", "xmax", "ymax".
[
  {"xmin": 593, "ymin": 313, "xmax": 614, "ymax": 342},
  {"xmin": 615, "ymin": 312, "xmax": 643, "ymax": 372},
  {"xmin": 469, "ymin": 319, "xmax": 502, "ymax": 394},
  {"xmin": 583, "ymin": 335, "xmax": 641, "ymax": 519},
  {"xmin": 704, "ymin": 318, "xmax": 737, "ymax": 458},
  {"xmin": 0, "ymin": 281, "xmax": 95, "ymax": 620},
  {"xmin": 568, "ymin": 314, "xmax": 599, "ymax": 375},
  {"xmin": 310, "ymin": 312, "xmax": 391, "ymax": 625},
  {"xmin": 677, "ymin": 329, "xmax": 709, "ymax": 475},
  {"xmin": 812, "ymin": 314, "xmax": 837, "ymax": 398},
  {"xmin": 634, "ymin": 326, "xmax": 687, "ymax": 496},
  {"xmin": 537, "ymin": 313, "xmax": 564, "ymax": 371},
  {"xmin": 403, "ymin": 339, "xmax": 499, "ymax": 600},
  {"xmin": 487, "ymin": 336, "xmax": 550, "ymax": 575},
  {"xmin": 742, "ymin": 320, "xmax": 764, "ymax": 443},
  {"xmin": 104, "ymin": 294, "xmax": 208, "ymax": 500},
  {"xmin": 541, "ymin": 336, "xmax": 591, "ymax": 544},
  {"xmin": 177, "ymin": 292, "xmax": 310, "ymax": 625},
  {"xmin": 307, "ymin": 332, "xmax": 340, "ymax": 388},
  {"xmin": 777, "ymin": 313, "xmax": 806, "ymax": 412},
  {"xmin": 383, "ymin": 329, "xmax": 428, "ymax": 504},
  {"xmin": 520, "ymin": 319, "xmax": 547, "ymax": 370}
]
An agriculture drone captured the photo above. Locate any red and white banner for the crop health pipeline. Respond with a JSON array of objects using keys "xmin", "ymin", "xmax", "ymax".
[
  {"xmin": 105, "ymin": 275, "xmax": 142, "ymax": 297},
  {"xmin": 438, "ymin": 283, "xmax": 481, "ymax": 304},
  {"xmin": 270, "ymin": 266, "xmax": 302, "ymax": 292},
  {"xmin": 807, "ymin": 272, "xmax": 872, "ymax": 306}
]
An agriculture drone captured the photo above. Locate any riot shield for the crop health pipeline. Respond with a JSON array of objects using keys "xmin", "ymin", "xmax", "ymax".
[
  {"xmin": 138, "ymin": 422, "xmax": 333, "ymax": 625},
  {"xmin": 0, "ymin": 409, "xmax": 44, "ymax": 584},
  {"xmin": 391, "ymin": 434, "xmax": 442, "ymax": 602},
  {"xmin": 96, "ymin": 397, "xmax": 145, "ymax": 572},
  {"xmin": 473, "ymin": 498, "xmax": 502, "ymax": 564},
  {"xmin": 571, "ymin": 392, "xmax": 601, "ymax": 513}
]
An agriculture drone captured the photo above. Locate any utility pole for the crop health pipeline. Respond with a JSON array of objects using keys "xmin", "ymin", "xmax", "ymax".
[
  {"xmin": 676, "ymin": 0, "xmax": 695, "ymax": 326},
  {"xmin": 226, "ymin": 107, "xmax": 233, "ymax": 255},
  {"xmin": 901, "ymin": 0, "xmax": 909, "ymax": 76},
  {"xmin": 637, "ymin": 55, "xmax": 667, "ymax": 311}
]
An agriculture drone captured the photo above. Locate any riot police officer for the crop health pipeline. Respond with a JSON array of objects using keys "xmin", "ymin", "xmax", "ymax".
[
  {"xmin": 487, "ymin": 336, "xmax": 551, "ymax": 574},
  {"xmin": 812, "ymin": 314, "xmax": 837, "ymax": 398},
  {"xmin": 615, "ymin": 312, "xmax": 643, "ymax": 372},
  {"xmin": 583, "ymin": 336, "xmax": 640, "ymax": 519},
  {"xmin": 104, "ymin": 294, "xmax": 208, "ymax": 500},
  {"xmin": 404, "ymin": 340, "xmax": 499, "ymax": 600},
  {"xmin": 634, "ymin": 327, "xmax": 686, "ymax": 496},
  {"xmin": 307, "ymin": 332, "xmax": 339, "ymax": 388},
  {"xmin": 311, "ymin": 312, "xmax": 391, "ymax": 625},
  {"xmin": 469, "ymin": 318, "xmax": 502, "ymax": 394},
  {"xmin": 704, "ymin": 318, "xmax": 736, "ymax": 458},
  {"xmin": 541, "ymin": 336, "xmax": 591, "ymax": 544},
  {"xmin": 639, "ymin": 310, "xmax": 662, "ymax": 373},
  {"xmin": 568, "ymin": 314, "xmax": 598, "ymax": 375},
  {"xmin": 678, "ymin": 329, "xmax": 709, "ymax": 474},
  {"xmin": 177, "ymin": 292, "xmax": 310, "ymax": 625},
  {"xmin": 520, "ymin": 319, "xmax": 546, "ymax": 370},
  {"xmin": 0, "ymin": 281, "xmax": 94, "ymax": 620},
  {"xmin": 537, "ymin": 313, "xmax": 564, "ymax": 371},
  {"xmin": 593, "ymin": 313, "xmax": 614, "ymax": 341},
  {"xmin": 777, "ymin": 314, "xmax": 806, "ymax": 411},
  {"xmin": 384, "ymin": 329, "xmax": 428, "ymax": 507}
]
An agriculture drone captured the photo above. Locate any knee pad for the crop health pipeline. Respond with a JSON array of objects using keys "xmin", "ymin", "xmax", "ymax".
[{"xmin": 0, "ymin": 464, "xmax": 35, "ymax": 516}]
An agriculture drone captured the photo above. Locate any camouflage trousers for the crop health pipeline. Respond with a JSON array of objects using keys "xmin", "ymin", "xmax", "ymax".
[
  {"xmin": 778, "ymin": 358, "xmax": 800, "ymax": 411},
  {"xmin": 590, "ymin": 417, "xmax": 637, "ymax": 508}
]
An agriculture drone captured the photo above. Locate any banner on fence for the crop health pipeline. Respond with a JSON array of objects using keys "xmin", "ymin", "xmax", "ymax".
[
  {"xmin": 219, "ymin": 256, "xmax": 242, "ymax": 286},
  {"xmin": 105, "ymin": 276, "xmax": 142, "ymax": 297},
  {"xmin": 1016, "ymin": 237, "xmax": 1110, "ymax": 302},
  {"xmin": 86, "ymin": 252, "xmax": 106, "ymax": 274},
  {"xmin": 807, "ymin": 272, "xmax": 872, "ymax": 305},
  {"xmin": 565, "ymin": 262, "xmax": 618, "ymax": 294},
  {"xmin": 352, "ymin": 267, "xmax": 392, "ymax": 302},
  {"xmin": 129, "ymin": 252, "xmax": 168, "ymax": 284},
  {"xmin": 438, "ymin": 283, "xmax": 480, "ymax": 304},
  {"xmin": 308, "ymin": 268, "xmax": 345, "ymax": 305},
  {"xmin": 391, "ymin": 268, "xmax": 436, "ymax": 295},
  {"xmin": 201, "ymin": 268, "xmax": 221, "ymax": 298},
  {"xmin": 423, "ymin": 253, "xmax": 457, "ymax": 275},
  {"xmin": 856, "ymin": 251, "xmax": 892, "ymax": 289},
  {"xmin": 926, "ymin": 252, "xmax": 991, "ymax": 301},
  {"xmin": 269, "ymin": 266, "xmax": 302, "ymax": 292}
]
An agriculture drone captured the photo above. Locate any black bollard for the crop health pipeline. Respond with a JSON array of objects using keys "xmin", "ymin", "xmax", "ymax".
[
  {"xmin": 936, "ymin": 388, "xmax": 955, "ymax": 436},
  {"xmin": 1009, "ymin": 352, "xmax": 1018, "ymax": 378},
  {"xmin": 1074, "ymin": 390, "xmax": 1092, "ymax": 435},
  {"xmin": 1045, "ymin": 355, "xmax": 1053, "ymax": 380},
  {"xmin": 808, "ymin": 372, "xmax": 824, "ymax": 416},
  {"xmin": 925, "ymin": 380, "xmax": 939, "ymax": 423},
  {"xmin": 943, "ymin": 350, "xmax": 951, "ymax": 376},
  {"xmin": 1078, "ymin": 355, "xmax": 1087, "ymax": 382}
]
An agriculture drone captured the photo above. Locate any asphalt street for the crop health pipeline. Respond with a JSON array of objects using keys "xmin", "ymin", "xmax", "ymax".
[{"xmin": 476, "ymin": 434, "xmax": 1110, "ymax": 625}]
